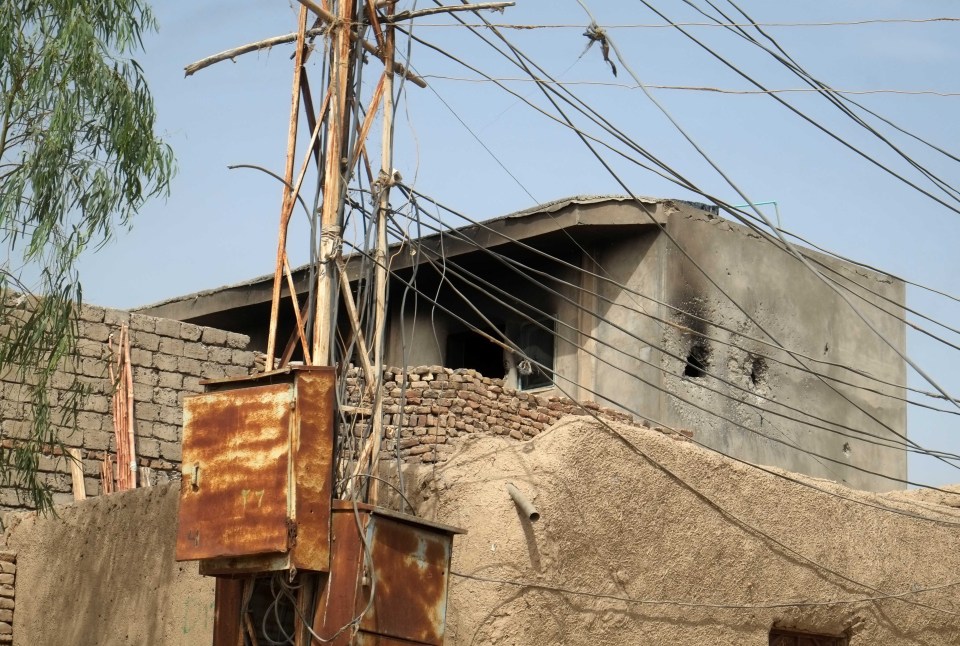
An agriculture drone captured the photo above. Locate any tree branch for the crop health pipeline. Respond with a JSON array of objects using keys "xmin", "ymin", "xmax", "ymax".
[
  {"xmin": 185, "ymin": 8, "xmax": 428, "ymax": 88},
  {"xmin": 183, "ymin": 28, "xmax": 328, "ymax": 77}
]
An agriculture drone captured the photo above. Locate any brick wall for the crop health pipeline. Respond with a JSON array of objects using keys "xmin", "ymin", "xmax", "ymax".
[
  {"xmin": 0, "ymin": 304, "xmax": 256, "ymax": 514},
  {"xmin": 0, "ymin": 551, "xmax": 13, "ymax": 643},
  {"xmin": 342, "ymin": 365, "xmax": 685, "ymax": 465}
]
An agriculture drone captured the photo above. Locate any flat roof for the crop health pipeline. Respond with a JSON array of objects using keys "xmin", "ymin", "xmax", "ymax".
[{"xmin": 136, "ymin": 195, "xmax": 712, "ymax": 321}]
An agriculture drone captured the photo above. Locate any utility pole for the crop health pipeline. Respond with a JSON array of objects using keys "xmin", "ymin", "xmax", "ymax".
[
  {"xmin": 177, "ymin": 4, "xmax": 513, "ymax": 644},
  {"xmin": 312, "ymin": 0, "xmax": 357, "ymax": 367},
  {"xmin": 368, "ymin": 1, "xmax": 396, "ymax": 504}
]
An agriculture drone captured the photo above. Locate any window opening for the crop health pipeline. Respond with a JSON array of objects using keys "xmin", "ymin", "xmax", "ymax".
[
  {"xmin": 445, "ymin": 329, "xmax": 505, "ymax": 379},
  {"xmin": 517, "ymin": 317, "xmax": 554, "ymax": 390}
]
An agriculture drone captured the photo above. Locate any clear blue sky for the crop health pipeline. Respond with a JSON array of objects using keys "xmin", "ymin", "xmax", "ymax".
[{"xmin": 74, "ymin": 1, "xmax": 960, "ymax": 487}]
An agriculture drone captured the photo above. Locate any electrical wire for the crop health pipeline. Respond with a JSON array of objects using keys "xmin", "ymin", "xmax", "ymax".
[
  {"xmin": 400, "ymin": 18, "xmax": 960, "ymax": 411},
  {"xmin": 339, "ymin": 216, "xmax": 960, "ymax": 501},
  {"xmin": 399, "ymin": 17, "xmax": 960, "ymax": 29},
  {"xmin": 631, "ymin": 0, "xmax": 960, "ymax": 215},
  {"xmin": 394, "ymin": 184, "xmax": 956, "ymax": 467},
  {"xmin": 397, "ymin": 200, "xmax": 960, "ymax": 460},
  {"xmin": 405, "ymin": 24, "xmax": 960, "ymax": 345},
  {"xmin": 419, "ymin": 76, "xmax": 960, "ymax": 97},
  {"xmin": 385, "ymin": 213, "xmax": 960, "ymax": 482},
  {"xmin": 335, "ymin": 231, "xmax": 960, "ymax": 615},
  {"xmin": 565, "ymin": 2, "xmax": 960, "ymax": 434},
  {"xmin": 451, "ymin": 571, "xmax": 960, "ymax": 610},
  {"xmin": 680, "ymin": 0, "xmax": 960, "ymax": 204}
]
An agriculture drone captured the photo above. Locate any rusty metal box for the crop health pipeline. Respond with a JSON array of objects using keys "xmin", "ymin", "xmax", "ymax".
[
  {"xmin": 175, "ymin": 366, "xmax": 335, "ymax": 575},
  {"xmin": 314, "ymin": 501, "xmax": 464, "ymax": 645}
]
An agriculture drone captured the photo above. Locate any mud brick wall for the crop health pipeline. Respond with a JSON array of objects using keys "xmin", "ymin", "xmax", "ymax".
[
  {"xmin": 342, "ymin": 365, "xmax": 678, "ymax": 465},
  {"xmin": 0, "ymin": 305, "xmax": 256, "ymax": 513},
  {"xmin": 0, "ymin": 551, "xmax": 13, "ymax": 643}
]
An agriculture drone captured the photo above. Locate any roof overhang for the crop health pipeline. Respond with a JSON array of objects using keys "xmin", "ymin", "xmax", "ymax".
[{"xmin": 136, "ymin": 195, "xmax": 712, "ymax": 322}]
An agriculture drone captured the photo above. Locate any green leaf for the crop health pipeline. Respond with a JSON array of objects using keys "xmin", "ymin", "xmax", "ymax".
[{"xmin": 0, "ymin": 0, "xmax": 174, "ymax": 513}]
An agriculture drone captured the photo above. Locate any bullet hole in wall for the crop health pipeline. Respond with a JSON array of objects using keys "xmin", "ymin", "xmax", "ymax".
[
  {"xmin": 749, "ymin": 357, "xmax": 767, "ymax": 387},
  {"xmin": 684, "ymin": 341, "xmax": 710, "ymax": 378}
]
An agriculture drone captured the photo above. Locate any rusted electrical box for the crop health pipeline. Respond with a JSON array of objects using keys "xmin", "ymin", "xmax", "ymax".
[
  {"xmin": 175, "ymin": 366, "xmax": 335, "ymax": 575},
  {"xmin": 315, "ymin": 501, "xmax": 465, "ymax": 645}
]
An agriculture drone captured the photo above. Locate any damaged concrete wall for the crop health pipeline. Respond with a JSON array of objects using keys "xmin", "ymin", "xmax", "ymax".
[
  {"xmin": 416, "ymin": 417, "xmax": 959, "ymax": 645},
  {"xmin": 3, "ymin": 484, "xmax": 213, "ymax": 646},
  {"xmin": 0, "ymin": 303, "xmax": 256, "ymax": 514},
  {"xmin": 658, "ymin": 208, "xmax": 907, "ymax": 491},
  {"xmin": 378, "ymin": 201, "xmax": 907, "ymax": 492}
]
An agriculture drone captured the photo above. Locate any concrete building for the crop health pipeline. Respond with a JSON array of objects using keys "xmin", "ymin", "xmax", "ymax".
[{"xmin": 140, "ymin": 195, "xmax": 908, "ymax": 491}]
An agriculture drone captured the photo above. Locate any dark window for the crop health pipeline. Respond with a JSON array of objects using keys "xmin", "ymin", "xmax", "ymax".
[
  {"xmin": 446, "ymin": 330, "xmax": 505, "ymax": 378},
  {"xmin": 517, "ymin": 318, "xmax": 554, "ymax": 390},
  {"xmin": 770, "ymin": 628, "xmax": 847, "ymax": 646}
]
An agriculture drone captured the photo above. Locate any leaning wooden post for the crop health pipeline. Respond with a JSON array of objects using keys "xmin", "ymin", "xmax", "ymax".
[
  {"xmin": 265, "ymin": 6, "xmax": 309, "ymax": 371},
  {"xmin": 367, "ymin": 2, "xmax": 397, "ymax": 505}
]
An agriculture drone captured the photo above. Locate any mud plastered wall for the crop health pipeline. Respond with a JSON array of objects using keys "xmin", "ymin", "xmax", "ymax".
[
  {"xmin": 4, "ymin": 484, "xmax": 213, "ymax": 646},
  {"xmin": 0, "ymin": 304, "xmax": 255, "ymax": 514},
  {"xmin": 415, "ymin": 417, "xmax": 960, "ymax": 645}
]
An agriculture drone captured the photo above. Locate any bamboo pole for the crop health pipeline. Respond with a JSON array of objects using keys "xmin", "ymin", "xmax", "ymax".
[
  {"xmin": 109, "ymin": 333, "xmax": 127, "ymax": 491},
  {"xmin": 123, "ymin": 324, "xmax": 137, "ymax": 488},
  {"xmin": 364, "ymin": 0, "xmax": 385, "ymax": 50},
  {"xmin": 265, "ymin": 7, "xmax": 310, "ymax": 371},
  {"xmin": 367, "ymin": 3, "xmax": 397, "ymax": 506},
  {"xmin": 101, "ymin": 452, "xmax": 113, "ymax": 495}
]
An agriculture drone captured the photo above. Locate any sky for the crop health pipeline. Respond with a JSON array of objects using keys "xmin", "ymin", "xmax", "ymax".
[{"xmin": 71, "ymin": 1, "xmax": 960, "ymax": 486}]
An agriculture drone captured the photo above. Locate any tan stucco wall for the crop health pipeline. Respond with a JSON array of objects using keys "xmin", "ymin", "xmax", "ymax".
[
  {"xmin": 417, "ymin": 417, "xmax": 960, "ymax": 645},
  {"xmin": 4, "ymin": 414, "xmax": 954, "ymax": 645},
  {"xmin": 4, "ymin": 484, "xmax": 213, "ymax": 646}
]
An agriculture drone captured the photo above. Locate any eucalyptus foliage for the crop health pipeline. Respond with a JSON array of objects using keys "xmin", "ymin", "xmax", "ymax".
[{"xmin": 0, "ymin": 0, "xmax": 174, "ymax": 511}]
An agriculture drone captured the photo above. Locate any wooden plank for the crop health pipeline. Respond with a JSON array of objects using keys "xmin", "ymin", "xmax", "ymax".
[
  {"xmin": 213, "ymin": 578, "xmax": 245, "ymax": 646},
  {"xmin": 67, "ymin": 448, "xmax": 85, "ymax": 501}
]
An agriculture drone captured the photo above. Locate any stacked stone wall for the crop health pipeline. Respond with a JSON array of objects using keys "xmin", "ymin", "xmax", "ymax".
[
  {"xmin": 342, "ymin": 365, "xmax": 686, "ymax": 465},
  {"xmin": 0, "ymin": 304, "xmax": 256, "ymax": 513}
]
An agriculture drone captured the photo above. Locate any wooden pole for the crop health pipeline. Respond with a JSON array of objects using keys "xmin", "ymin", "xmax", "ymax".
[
  {"xmin": 295, "ymin": 0, "xmax": 426, "ymax": 87},
  {"xmin": 265, "ymin": 6, "xmax": 309, "ymax": 371},
  {"xmin": 367, "ymin": 3, "xmax": 397, "ymax": 506},
  {"xmin": 312, "ymin": 0, "xmax": 357, "ymax": 366}
]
